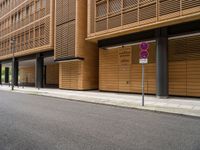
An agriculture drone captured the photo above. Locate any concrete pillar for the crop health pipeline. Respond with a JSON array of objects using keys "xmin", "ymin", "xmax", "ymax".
[
  {"xmin": 44, "ymin": 65, "xmax": 47, "ymax": 86},
  {"xmin": 12, "ymin": 58, "xmax": 19, "ymax": 86},
  {"xmin": 36, "ymin": 54, "xmax": 44, "ymax": 88},
  {"xmin": 5, "ymin": 67, "xmax": 9, "ymax": 83},
  {"xmin": 0, "ymin": 63, "xmax": 2, "ymax": 85},
  {"xmin": 156, "ymin": 28, "xmax": 168, "ymax": 98}
]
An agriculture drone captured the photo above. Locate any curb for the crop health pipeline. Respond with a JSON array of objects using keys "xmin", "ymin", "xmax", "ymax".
[{"xmin": 5, "ymin": 88, "xmax": 200, "ymax": 118}]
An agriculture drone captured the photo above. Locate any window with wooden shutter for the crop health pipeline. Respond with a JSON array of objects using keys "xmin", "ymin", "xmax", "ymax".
[
  {"xmin": 123, "ymin": 0, "xmax": 138, "ymax": 8},
  {"xmin": 96, "ymin": 1, "xmax": 107, "ymax": 18},
  {"xmin": 109, "ymin": 0, "xmax": 121, "ymax": 14}
]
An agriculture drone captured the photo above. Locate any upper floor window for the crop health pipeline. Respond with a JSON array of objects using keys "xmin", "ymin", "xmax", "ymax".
[
  {"xmin": 96, "ymin": 1, "xmax": 107, "ymax": 18},
  {"xmin": 123, "ymin": 0, "xmax": 138, "ymax": 8},
  {"xmin": 36, "ymin": 0, "xmax": 40, "ymax": 12},
  {"xmin": 42, "ymin": 0, "xmax": 46, "ymax": 9},
  {"xmin": 109, "ymin": 0, "xmax": 121, "ymax": 13},
  {"xmin": 26, "ymin": 5, "xmax": 30, "ymax": 16}
]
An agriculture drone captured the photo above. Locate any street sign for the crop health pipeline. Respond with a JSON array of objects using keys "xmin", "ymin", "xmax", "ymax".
[
  {"xmin": 139, "ymin": 58, "xmax": 148, "ymax": 64},
  {"xmin": 140, "ymin": 50, "xmax": 149, "ymax": 59},
  {"xmin": 139, "ymin": 42, "xmax": 149, "ymax": 51},
  {"xmin": 139, "ymin": 42, "xmax": 149, "ymax": 107}
]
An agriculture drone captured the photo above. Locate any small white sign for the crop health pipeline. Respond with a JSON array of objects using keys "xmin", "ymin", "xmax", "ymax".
[{"xmin": 139, "ymin": 59, "xmax": 148, "ymax": 64}]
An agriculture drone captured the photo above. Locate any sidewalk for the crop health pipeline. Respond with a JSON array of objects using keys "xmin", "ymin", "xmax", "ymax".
[{"xmin": 0, "ymin": 85, "xmax": 200, "ymax": 117}]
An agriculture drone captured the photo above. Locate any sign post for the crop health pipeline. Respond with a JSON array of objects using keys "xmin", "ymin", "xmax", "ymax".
[{"xmin": 139, "ymin": 42, "xmax": 149, "ymax": 106}]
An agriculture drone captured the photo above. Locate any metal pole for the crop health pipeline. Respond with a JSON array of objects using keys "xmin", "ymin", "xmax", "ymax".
[
  {"xmin": 142, "ymin": 63, "xmax": 145, "ymax": 106},
  {"xmin": 11, "ymin": 39, "xmax": 15, "ymax": 91}
]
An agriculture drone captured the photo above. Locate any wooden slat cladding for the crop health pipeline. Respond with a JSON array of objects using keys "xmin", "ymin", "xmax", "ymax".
[
  {"xmin": 56, "ymin": 0, "xmax": 76, "ymax": 26},
  {"xmin": 55, "ymin": 21, "xmax": 75, "ymax": 59},
  {"xmin": 59, "ymin": 61, "xmax": 82, "ymax": 90},
  {"xmin": 88, "ymin": 0, "xmax": 200, "ymax": 39},
  {"xmin": 99, "ymin": 43, "xmax": 156, "ymax": 94},
  {"xmin": 0, "ymin": 0, "xmax": 53, "ymax": 60},
  {"xmin": 108, "ymin": 14, "xmax": 121, "ymax": 29},
  {"xmin": 46, "ymin": 64, "xmax": 59, "ymax": 85},
  {"xmin": 55, "ymin": 0, "xmax": 76, "ymax": 59},
  {"xmin": 169, "ymin": 35, "xmax": 200, "ymax": 97},
  {"xmin": 99, "ymin": 48, "xmax": 119, "ymax": 91}
]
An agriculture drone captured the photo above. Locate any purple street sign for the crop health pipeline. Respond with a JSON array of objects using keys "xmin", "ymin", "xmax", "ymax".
[
  {"xmin": 139, "ymin": 42, "xmax": 149, "ymax": 51},
  {"xmin": 139, "ymin": 42, "xmax": 149, "ymax": 59},
  {"xmin": 140, "ymin": 50, "xmax": 149, "ymax": 59}
]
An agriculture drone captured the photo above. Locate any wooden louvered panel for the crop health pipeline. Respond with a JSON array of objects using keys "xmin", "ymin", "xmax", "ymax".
[
  {"xmin": 146, "ymin": 64, "xmax": 156, "ymax": 94},
  {"xmin": 139, "ymin": 3, "xmax": 156, "ymax": 23},
  {"xmin": 109, "ymin": 0, "xmax": 121, "ymax": 13},
  {"xmin": 123, "ymin": 9, "xmax": 138, "ymax": 25},
  {"xmin": 169, "ymin": 35, "xmax": 200, "ymax": 97},
  {"xmin": 169, "ymin": 35, "xmax": 200, "ymax": 62},
  {"xmin": 159, "ymin": 0, "xmax": 180, "ymax": 20},
  {"xmin": 118, "ymin": 47, "xmax": 132, "ymax": 92},
  {"xmin": 67, "ymin": 21, "xmax": 76, "ymax": 56},
  {"xmin": 55, "ymin": 25, "xmax": 63, "ymax": 58},
  {"xmin": 56, "ymin": 0, "xmax": 62, "ymax": 25},
  {"xmin": 123, "ymin": 0, "xmax": 138, "ymax": 8},
  {"xmin": 60, "ymin": 62, "xmax": 71, "ymax": 88},
  {"xmin": 68, "ymin": 0, "xmax": 76, "ymax": 21},
  {"xmin": 89, "ymin": 0, "xmax": 95, "ymax": 33},
  {"xmin": 96, "ymin": 19, "xmax": 107, "ymax": 32},
  {"xmin": 108, "ymin": 14, "xmax": 121, "ymax": 29},
  {"xmin": 55, "ymin": 21, "xmax": 76, "ymax": 59},
  {"xmin": 139, "ymin": 0, "xmax": 156, "ymax": 5},
  {"xmin": 187, "ymin": 60, "xmax": 200, "ymax": 97},
  {"xmin": 46, "ymin": 64, "xmax": 59, "ymax": 85},
  {"xmin": 59, "ymin": 61, "xmax": 81, "ymax": 89},
  {"xmin": 62, "ymin": 0, "xmax": 69, "ymax": 24},
  {"xmin": 182, "ymin": 0, "xmax": 200, "ymax": 15},
  {"xmin": 61, "ymin": 23, "xmax": 68, "ymax": 57},
  {"xmin": 96, "ymin": 1, "xmax": 107, "ymax": 17},
  {"xmin": 90, "ymin": 0, "xmax": 200, "ymax": 36},
  {"xmin": 99, "ymin": 48, "xmax": 119, "ymax": 91},
  {"xmin": 99, "ymin": 44, "xmax": 156, "ymax": 94},
  {"xmin": 131, "ymin": 64, "xmax": 148, "ymax": 93},
  {"xmin": 169, "ymin": 61, "xmax": 187, "ymax": 96}
]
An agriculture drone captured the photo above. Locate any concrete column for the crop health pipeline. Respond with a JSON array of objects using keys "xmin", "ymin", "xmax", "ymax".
[
  {"xmin": 156, "ymin": 28, "xmax": 168, "ymax": 98},
  {"xmin": 44, "ymin": 65, "xmax": 47, "ymax": 87},
  {"xmin": 0, "ymin": 63, "xmax": 2, "ymax": 85},
  {"xmin": 36, "ymin": 54, "xmax": 44, "ymax": 88},
  {"xmin": 5, "ymin": 67, "xmax": 9, "ymax": 83},
  {"xmin": 12, "ymin": 58, "xmax": 19, "ymax": 86}
]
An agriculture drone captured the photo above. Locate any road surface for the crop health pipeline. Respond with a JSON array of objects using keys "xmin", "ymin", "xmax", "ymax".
[{"xmin": 0, "ymin": 90, "xmax": 200, "ymax": 150}]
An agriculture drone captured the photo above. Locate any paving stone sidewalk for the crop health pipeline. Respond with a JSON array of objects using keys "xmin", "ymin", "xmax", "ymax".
[{"xmin": 0, "ymin": 85, "xmax": 200, "ymax": 117}]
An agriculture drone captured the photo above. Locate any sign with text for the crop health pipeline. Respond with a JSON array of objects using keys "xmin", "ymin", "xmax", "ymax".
[
  {"xmin": 139, "ymin": 58, "xmax": 148, "ymax": 64},
  {"xmin": 139, "ymin": 42, "xmax": 150, "ymax": 107}
]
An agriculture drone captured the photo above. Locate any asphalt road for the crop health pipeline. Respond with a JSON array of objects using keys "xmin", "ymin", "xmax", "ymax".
[{"xmin": 0, "ymin": 91, "xmax": 200, "ymax": 150}]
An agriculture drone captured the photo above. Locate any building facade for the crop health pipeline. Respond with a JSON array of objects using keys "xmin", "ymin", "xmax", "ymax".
[
  {"xmin": 0, "ymin": 0, "xmax": 200, "ymax": 98},
  {"xmin": 0, "ymin": 0, "xmax": 98, "ymax": 90},
  {"xmin": 87, "ymin": 0, "xmax": 200, "ymax": 97}
]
